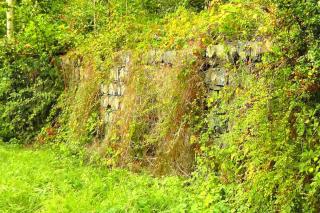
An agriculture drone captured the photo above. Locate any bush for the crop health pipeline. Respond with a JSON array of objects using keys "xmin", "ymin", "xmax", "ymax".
[{"xmin": 0, "ymin": 2, "xmax": 72, "ymax": 143}]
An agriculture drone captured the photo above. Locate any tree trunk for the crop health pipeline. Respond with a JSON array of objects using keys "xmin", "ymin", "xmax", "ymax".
[
  {"xmin": 93, "ymin": 0, "xmax": 96, "ymax": 32},
  {"xmin": 6, "ymin": 0, "xmax": 14, "ymax": 41}
]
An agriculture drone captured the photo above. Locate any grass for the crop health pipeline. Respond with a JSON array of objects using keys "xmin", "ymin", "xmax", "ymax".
[{"xmin": 0, "ymin": 144, "xmax": 201, "ymax": 213}]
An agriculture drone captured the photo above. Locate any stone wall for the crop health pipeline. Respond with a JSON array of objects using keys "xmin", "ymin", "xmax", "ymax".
[
  {"xmin": 99, "ymin": 49, "xmax": 196, "ymax": 126},
  {"xmin": 203, "ymin": 40, "xmax": 270, "ymax": 92},
  {"xmin": 99, "ymin": 40, "xmax": 270, "ymax": 128},
  {"xmin": 100, "ymin": 53, "xmax": 130, "ymax": 124},
  {"xmin": 203, "ymin": 40, "xmax": 270, "ymax": 138}
]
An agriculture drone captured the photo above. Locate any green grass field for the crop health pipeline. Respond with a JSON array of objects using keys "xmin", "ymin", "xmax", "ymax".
[{"xmin": 0, "ymin": 144, "xmax": 200, "ymax": 213}]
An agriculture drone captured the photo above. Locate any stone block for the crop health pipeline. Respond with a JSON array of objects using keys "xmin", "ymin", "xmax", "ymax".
[
  {"xmin": 101, "ymin": 96, "xmax": 110, "ymax": 108},
  {"xmin": 109, "ymin": 68, "xmax": 118, "ymax": 81},
  {"xmin": 144, "ymin": 49, "xmax": 163, "ymax": 65},
  {"xmin": 250, "ymin": 41, "xmax": 263, "ymax": 57},
  {"xmin": 206, "ymin": 44, "xmax": 227, "ymax": 59},
  {"xmin": 205, "ymin": 68, "xmax": 226, "ymax": 88},
  {"xmin": 249, "ymin": 41, "xmax": 263, "ymax": 63},
  {"xmin": 102, "ymin": 96, "xmax": 121, "ymax": 110},
  {"xmin": 119, "ymin": 52, "xmax": 131, "ymax": 66},
  {"xmin": 161, "ymin": 51, "xmax": 177, "ymax": 65},
  {"xmin": 119, "ymin": 82, "xmax": 126, "ymax": 96},
  {"xmin": 100, "ymin": 84, "xmax": 109, "ymax": 95},
  {"xmin": 237, "ymin": 41, "xmax": 266, "ymax": 63},
  {"xmin": 238, "ymin": 43, "xmax": 250, "ymax": 62},
  {"xmin": 108, "ymin": 82, "xmax": 122, "ymax": 96},
  {"xmin": 105, "ymin": 111, "xmax": 114, "ymax": 124},
  {"xmin": 228, "ymin": 45, "xmax": 240, "ymax": 65},
  {"xmin": 118, "ymin": 67, "xmax": 129, "ymax": 82}
]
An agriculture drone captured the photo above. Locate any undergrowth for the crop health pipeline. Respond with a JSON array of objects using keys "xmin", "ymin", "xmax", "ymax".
[
  {"xmin": 0, "ymin": 144, "xmax": 207, "ymax": 212},
  {"xmin": 1, "ymin": 0, "xmax": 319, "ymax": 212}
]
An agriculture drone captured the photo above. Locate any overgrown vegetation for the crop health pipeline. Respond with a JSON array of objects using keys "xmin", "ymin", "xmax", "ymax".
[
  {"xmin": 0, "ymin": 0, "xmax": 72, "ymax": 142},
  {"xmin": 0, "ymin": 0, "xmax": 319, "ymax": 212},
  {"xmin": 0, "ymin": 144, "xmax": 204, "ymax": 212}
]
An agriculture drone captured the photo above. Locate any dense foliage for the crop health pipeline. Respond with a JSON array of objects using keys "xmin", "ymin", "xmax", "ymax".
[
  {"xmin": 0, "ymin": 0, "xmax": 319, "ymax": 212},
  {"xmin": 192, "ymin": 0, "xmax": 320, "ymax": 211},
  {"xmin": 0, "ymin": 0, "xmax": 71, "ymax": 142}
]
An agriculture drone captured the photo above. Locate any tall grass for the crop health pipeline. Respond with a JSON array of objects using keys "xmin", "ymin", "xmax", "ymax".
[{"xmin": 0, "ymin": 144, "xmax": 205, "ymax": 212}]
